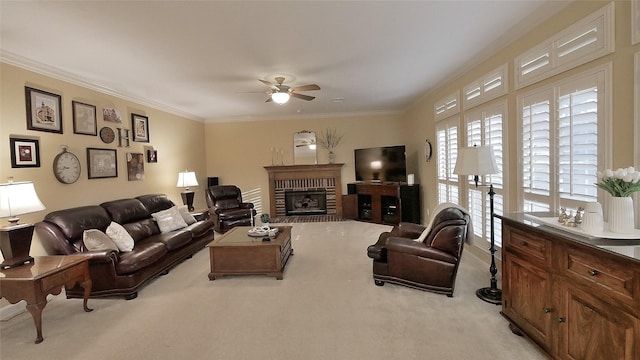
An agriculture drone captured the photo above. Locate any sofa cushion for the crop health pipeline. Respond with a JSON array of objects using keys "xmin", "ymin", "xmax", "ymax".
[
  {"xmin": 123, "ymin": 219, "xmax": 160, "ymax": 243},
  {"xmin": 137, "ymin": 194, "xmax": 174, "ymax": 214},
  {"xmin": 83, "ymin": 229, "xmax": 119, "ymax": 252},
  {"xmin": 144, "ymin": 230, "xmax": 192, "ymax": 251},
  {"xmin": 101, "ymin": 198, "xmax": 150, "ymax": 224},
  {"xmin": 152, "ymin": 206, "xmax": 188, "ymax": 233},
  {"xmin": 115, "ymin": 242, "xmax": 168, "ymax": 275},
  {"xmin": 177, "ymin": 205, "xmax": 197, "ymax": 225},
  {"xmin": 43, "ymin": 206, "xmax": 111, "ymax": 242},
  {"xmin": 106, "ymin": 222, "xmax": 135, "ymax": 252}
]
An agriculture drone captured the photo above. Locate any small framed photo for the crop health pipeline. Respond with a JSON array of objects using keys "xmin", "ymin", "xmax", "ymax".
[
  {"xmin": 72, "ymin": 101, "xmax": 97, "ymax": 135},
  {"xmin": 127, "ymin": 152, "xmax": 145, "ymax": 181},
  {"xmin": 25, "ymin": 87, "xmax": 63, "ymax": 134},
  {"xmin": 10, "ymin": 137, "xmax": 40, "ymax": 168},
  {"xmin": 147, "ymin": 149, "xmax": 158, "ymax": 163},
  {"xmin": 87, "ymin": 148, "xmax": 118, "ymax": 179},
  {"xmin": 131, "ymin": 113, "xmax": 149, "ymax": 142}
]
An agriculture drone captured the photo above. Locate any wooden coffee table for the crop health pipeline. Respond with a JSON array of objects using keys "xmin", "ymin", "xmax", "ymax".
[
  {"xmin": 0, "ymin": 255, "xmax": 93, "ymax": 344},
  {"xmin": 207, "ymin": 226, "xmax": 293, "ymax": 280}
]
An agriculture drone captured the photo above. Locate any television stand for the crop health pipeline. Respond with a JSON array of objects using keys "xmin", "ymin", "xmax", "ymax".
[{"xmin": 344, "ymin": 182, "xmax": 420, "ymax": 225}]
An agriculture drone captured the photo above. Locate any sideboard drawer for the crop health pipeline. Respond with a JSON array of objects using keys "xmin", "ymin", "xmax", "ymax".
[
  {"xmin": 561, "ymin": 244, "xmax": 637, "ymax": 306},
  {"xmin": 504, "ymin": 226, "xmax": 551, "ymax": 268}
]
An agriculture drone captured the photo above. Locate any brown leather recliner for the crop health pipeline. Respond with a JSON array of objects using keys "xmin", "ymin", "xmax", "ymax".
[
  {"xmin": 205, "ymin": 185, "xmax": 256, "ymax": 233},
  {"xmin": 366, "ymin": 206, "xmax": 471, "ymax": 297}
]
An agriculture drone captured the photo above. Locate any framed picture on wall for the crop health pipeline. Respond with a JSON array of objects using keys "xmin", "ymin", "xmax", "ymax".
[
  {"xmin": 25, "ymin": 87, "xmax": 63, "ymax": 134},
  {"xmin": 126, "ymin": 152, "xmax": 144, "ymax": 181},
  {"xmin": 131, "ymin": 113, "xmax": 149, "ymax": 142},
  {"xmin": 87, "ymin": 148, "xmax": 118, "ymax": 179},
  {"xmin": 9, "ymin": 137, "xmax": 40, "ymax": 168},
  {"xmin": 72, "ymin": 101, "xmax": 97, "ymax": 135},
  {"xmin": 147, "ymin": 149, "xmax": 158, "ymax": 163}
]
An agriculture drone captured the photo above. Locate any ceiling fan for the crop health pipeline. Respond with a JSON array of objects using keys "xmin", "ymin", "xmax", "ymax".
[{"xmin": 259, "ymin": 76, "xmax": 320, "ymax": 104}]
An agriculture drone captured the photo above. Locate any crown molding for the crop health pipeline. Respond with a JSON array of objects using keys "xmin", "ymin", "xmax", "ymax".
[{"xmin": 1, "ymin": 50, "xmax": 205, "ymax": 122}]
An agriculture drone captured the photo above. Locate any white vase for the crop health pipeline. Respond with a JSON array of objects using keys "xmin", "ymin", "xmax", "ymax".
[
  {"xmin": 608, "ymin": 197, "xmax": 635, "ymax": 233},
  {"xmin": 328, "ymin": 151, "xmax": 336, "ymax": 164}
]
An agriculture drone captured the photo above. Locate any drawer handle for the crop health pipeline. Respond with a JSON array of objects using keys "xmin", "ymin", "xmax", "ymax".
[
  {"xmin": 543, "ymin": 307, "xmax": 551, "ymax": 314},
  {"xmin": 589, "ymin": 269, "xmax": 599, "ymax": 276},
  {"xmin": 520, "ymin": 241, "xmax": 528, "ymax": 246},
  {"xmin": 558, "ymin": 317, "xmax": 566, "ymax": 323}
]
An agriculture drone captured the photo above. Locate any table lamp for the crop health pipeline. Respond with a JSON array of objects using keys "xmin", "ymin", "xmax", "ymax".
[
  {"xmin": 454, "ymin": 145, "xmax": 501, "ymax": 304},
  {"xmin": 0, "ymin": 180, "xmax": 46, "ymax": 269},
  {"xmin": 177, "ymin": 171, "xmax": 198, "ymax": 211}
]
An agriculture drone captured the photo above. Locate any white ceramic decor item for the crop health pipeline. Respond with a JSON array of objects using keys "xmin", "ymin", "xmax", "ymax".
[{"xmin": 608, "ymin": 197, "xmax": 635, "ymax": 233}]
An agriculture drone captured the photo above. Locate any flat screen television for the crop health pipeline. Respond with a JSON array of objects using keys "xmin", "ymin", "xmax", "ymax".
[{"xmin": 354, "ymin": 145, "xmax": 407, "ymax": 183}]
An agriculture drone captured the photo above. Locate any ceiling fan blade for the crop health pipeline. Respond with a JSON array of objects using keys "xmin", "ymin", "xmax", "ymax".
[
  {"xmin": 291, "ymin": 84, "xmax": 320, "ymax": 92},
  {"xmin": 259, "ymin": 79, "xmax": 273, "ymax": 87},
  {"xmin": 265, "ymin": 97, "xmax": 273, "ymax": 103},
  {"xmin": 291, "ymin": 92, "xmax": 315, "ymax": 101}
]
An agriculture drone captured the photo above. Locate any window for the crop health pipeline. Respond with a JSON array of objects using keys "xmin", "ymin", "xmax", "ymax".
[
  {"xmin": 434, "ymin": 92, "xmax": 460, "ymax": 121},
  {"xmin": 514, "ymin": 3, "xmax": 614, "ymax": 89},
  {"xmin": 464, "ymin": 102, "xmax": 506, "ymax": 247},
  {"xmin": 518, "ymin": 65, "xmax": 610, "ymax": 213},
  {"xmin": 463, "ymin": 64, "xmax": 508, "ymax": 110},
  {"xmin": 436, "ymin": 117, "xmax": 459, "ymax": 204}
]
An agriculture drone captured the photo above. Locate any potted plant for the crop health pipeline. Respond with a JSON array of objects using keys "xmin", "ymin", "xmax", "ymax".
[
  {"xmin": 317, "ymin": 128, "xmax": 343, "ymax": 163},
  {"xmin": 260, "ymin": 213, "xmax": 271, "ymax": 228}
]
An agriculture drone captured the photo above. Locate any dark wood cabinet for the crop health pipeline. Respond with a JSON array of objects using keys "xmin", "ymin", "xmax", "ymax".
[
  {"xmin": 346, "ymin": 183, "xmax": 420, "ymax": 225},
  {"xmin": 500, "ymin": 213, "xmax": 640, "ymax": 360}
]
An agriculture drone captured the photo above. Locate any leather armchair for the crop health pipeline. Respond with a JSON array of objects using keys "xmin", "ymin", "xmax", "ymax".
[
  {"xmin": 366, "ymin": 206, "xmax": 471, "ymax": 297},
  {"xmin": 205, "ymin": 185, "xmax": 256, "ymax": 233}
]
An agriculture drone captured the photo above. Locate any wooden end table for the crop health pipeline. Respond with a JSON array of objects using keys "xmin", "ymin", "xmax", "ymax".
[
  {"xmin": 0, "ymin": 255, "xmax": 93, "ymax": 344},
  {"xmin": 207, "ymin": 226, "xmax": 293, "ymax": 280}
]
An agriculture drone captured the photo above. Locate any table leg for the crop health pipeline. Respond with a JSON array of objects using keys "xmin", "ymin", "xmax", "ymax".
[
  {"xmin": 25, "ymin": 302, "xmax": 46, "ymax": 344},
  {"xmin": 80, "ymin": 278, "xmax": 93, "ymax": 312}
]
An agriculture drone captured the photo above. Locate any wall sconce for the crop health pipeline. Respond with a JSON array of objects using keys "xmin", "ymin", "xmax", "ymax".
[
  {"xmin": 0, "ymin": 179, "xmax": 46, "ymax": 269},
  {"xmin": 176, "ymin": 171, "xmax": 199, "ymax": 211}
]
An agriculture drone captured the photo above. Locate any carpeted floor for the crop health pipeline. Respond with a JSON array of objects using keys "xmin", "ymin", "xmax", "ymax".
[
  {"xmin": 0, "ymin": 221, "xmax": 547, "ymax": 360},
  {"xmin": 270, "ymin": 215, "xmax": 345, "ymax": 223}
]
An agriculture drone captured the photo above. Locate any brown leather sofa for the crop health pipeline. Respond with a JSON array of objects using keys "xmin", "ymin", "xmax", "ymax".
[
  {"xmin": 205, "ymin": 185, "xmax": 256, "ymax": 233},
  {"xmin": 35, "ymin": 194, "xmax": 215, "ymax": 299},
  {"xmin": 366, "ymin": 206, "xmax": 471, "ymax": 297}
]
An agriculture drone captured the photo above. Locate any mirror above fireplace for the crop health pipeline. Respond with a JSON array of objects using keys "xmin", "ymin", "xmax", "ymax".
[{"xmin": 293, "ymin": 130, "xmax": 317, "ymax": 165}]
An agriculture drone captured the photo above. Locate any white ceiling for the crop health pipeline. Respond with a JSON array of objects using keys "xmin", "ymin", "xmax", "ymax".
[{"xmin": 0, "ymin": 1, "xmax": 569, "ymax": 123}]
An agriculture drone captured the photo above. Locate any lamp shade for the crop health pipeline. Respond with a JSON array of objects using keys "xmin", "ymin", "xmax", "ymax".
[
  {"xmin": 0, "ymin": 181, "xmax": 46, "ymax": 223},
  {"xmin": 453, "ymin": 146, "xmax": 499, "ymax": 176},
  {"xmin": 271, "ymin": 92, "xmax": 290, "ymax": 104},
  {"xmin": 176, "ymin": 171, "xmax": 199, "ymax": 188}
]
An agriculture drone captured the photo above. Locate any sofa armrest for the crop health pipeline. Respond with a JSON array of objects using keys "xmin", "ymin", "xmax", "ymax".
[
  {"xmin": 386, "ymin": 237, "xmax": 456, "ymax": 264},
  {"xmin": 82, "ymin": 250, "xmax": 119, "ymax": 263}
]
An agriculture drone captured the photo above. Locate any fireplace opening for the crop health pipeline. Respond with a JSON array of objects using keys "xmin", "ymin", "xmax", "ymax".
[{"xmin": 285, "ymin": 189, "xmax": 327, "ymax": 216}]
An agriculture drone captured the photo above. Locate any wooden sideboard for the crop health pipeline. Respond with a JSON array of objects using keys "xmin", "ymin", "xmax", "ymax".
[{"xmin": 499, "ymin": 213, "xmax": 640, "ymax": 359}]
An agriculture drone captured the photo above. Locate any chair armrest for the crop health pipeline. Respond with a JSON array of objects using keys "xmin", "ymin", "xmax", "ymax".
[
  {"xmin": 240, "ymin": 203, "xmax": 254, "ymax": 209},
  {"xmin": 386, "ymin": 237, "xmax": 457, "ymax": 264}
]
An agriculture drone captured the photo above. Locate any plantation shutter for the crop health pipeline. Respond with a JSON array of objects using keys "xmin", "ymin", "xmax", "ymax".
[
  {"xmin": 436, "ymin": 117, "xmax": 459, "ymax": 204},
  {"xmin": 521, "ymin": 91, "xmax": 552, "ymax": 212}
]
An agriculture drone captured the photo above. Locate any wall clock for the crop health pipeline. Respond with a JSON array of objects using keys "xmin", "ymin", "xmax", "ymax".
[
  {"xmin": 100, "ymin": 126, "xmax": 115, "ymax": 144},
  {"xmin": 425, "ymin": 139, "xmax": 433, "ymax": 162},
  {"xmin": 53, "ymin": 147, "xmax": 81, "ymax": 184}
]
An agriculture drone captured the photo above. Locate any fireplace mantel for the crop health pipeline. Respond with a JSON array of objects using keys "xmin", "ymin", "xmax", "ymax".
[{"xmin": 264, "ymin": 164, "xmax": 344, "ymax": 217}]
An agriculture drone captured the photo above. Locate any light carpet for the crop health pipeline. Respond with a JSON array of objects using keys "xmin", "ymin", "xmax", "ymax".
[{"xmin": 0, "ymin": 221, "xmax": 546, "ymax": 360}]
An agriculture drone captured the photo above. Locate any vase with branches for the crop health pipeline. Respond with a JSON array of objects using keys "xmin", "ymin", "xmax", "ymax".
[{"xmin": 317, "ymin": 128, "xmax": 343, "ymax": 163}]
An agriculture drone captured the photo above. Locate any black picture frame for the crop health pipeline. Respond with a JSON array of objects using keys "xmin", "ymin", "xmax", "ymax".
[
  {"xmin": 9, "ymin": 137, "xmax": 40, "ymax": 168},
  {"xmin": 25, "ymin": 87, "xmax": 63, "ymax": 134},
  {"xmin": 147, "ymin": 149, "xmax": 158, "ymax": 163},
  {"xmin": 87, "ymin": 147, "xmax": 118, "ymax": 179},
  {"xmin": 131, "ymin": 113, "xmax": 149, "ymax": 142},
  {"xmin": 72, "ymin": 101, "xmax": 97, "ymax": 136}
]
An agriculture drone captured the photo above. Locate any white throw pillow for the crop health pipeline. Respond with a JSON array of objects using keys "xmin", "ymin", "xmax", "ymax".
[
  {"xmin": 415, "ymin": 228, "xmax": 429, "ymax": 243},
  {"xmin": 106, "ymin": 221, "xmax": 135, "ymax": 252},
  {"xmin": 152, "ymin": 206, "xmax": 189, "ymax": 233},
  {"xmin": 177, "ymin": 205, "xmax": 197, "ymax": 225},
  {"xmin": 83, "ymin": 229, "xmax": 119, "ymax": 252}
]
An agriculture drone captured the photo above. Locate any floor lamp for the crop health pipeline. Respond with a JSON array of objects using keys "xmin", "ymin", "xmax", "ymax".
[{"xmin": 454, "ymin": 145, "xmax": 501, "ymax": 305}]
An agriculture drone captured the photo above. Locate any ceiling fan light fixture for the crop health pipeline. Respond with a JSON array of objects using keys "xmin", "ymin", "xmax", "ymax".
[{"xmin": 271, "ymin": 92, "xmax": 290, "ymax": 104}]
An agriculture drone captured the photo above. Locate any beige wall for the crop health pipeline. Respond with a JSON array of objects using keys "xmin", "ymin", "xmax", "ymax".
[
  {"xmin": 405, "ymin": 0, "xmax": 639, "ymax": 219},
  {"xmin": 204, "ymin": 113, "xmax": 412, "ymax": 214},
  {"xmin": 0, "ymin": 63, "xmax": 208, "ymax": 259}
]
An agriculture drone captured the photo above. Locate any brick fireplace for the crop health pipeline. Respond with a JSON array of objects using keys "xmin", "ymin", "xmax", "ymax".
[{"xmin": 264, "ymin": 164, "xmax": 344, "ymax": 218}]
